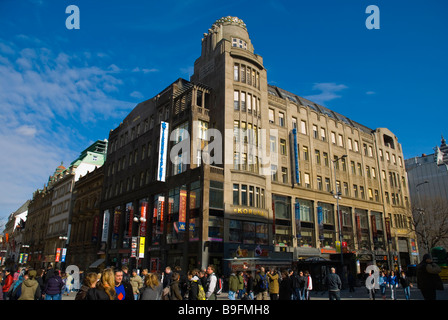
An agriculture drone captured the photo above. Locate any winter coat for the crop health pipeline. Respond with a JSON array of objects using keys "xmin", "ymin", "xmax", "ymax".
[
  {"xmin": 267, "ymin": 272, "xmax": 279, "ymax": 294},
  {"xmin": 2, "ymin": 274, "xmax": 13, "ymax": 293},
  {"xmin": 188, "ymin": 277, "xmax": 200, "ymax": 300},
  {"xmin": 43, "ymin": 275, "xmax": 64, "ymax": 295},
  {"xmin": 228, "ymin": 274, "xmax": 239, "ymax": 292},
  {"xmin": 18, "ymin": 279, "xmax": 41, "ymax": 300},
  {"xmin": 279, "ymin": 276, "xmax": 292, "ymax": 300},
  {"xmin": 130, "ymin": 275, "xmax": 143, "ymax": 294},
  {"xmin": 139, "ymin": 284, "xmax": 163, "ymax": 300},
  {"xmin": 169, "ymin": 280, "xmax": 183, "ymax": 300},
  {"xmin": 417, "ymin": 260, "xmax": 442, "ymax": 291},
  {"xmin": 237, "ymin": 274, "xmax": 244, "ymax": 291}
]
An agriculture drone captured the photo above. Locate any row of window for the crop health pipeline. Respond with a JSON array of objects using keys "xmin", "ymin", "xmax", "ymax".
[
  {"xmin": 234, "ymin": 90, "xmax": 261, "ymax": 115},
  {"xmin": 232, "ymin": 183, "xmax": 266, "ymax": 209},
  {"xmin": 233, "ymin": 63, "xmax": 260, "ymax": 89},
  {"xmin": 270, "ymin": 110, "xmax": 404, "ymax": 166}
]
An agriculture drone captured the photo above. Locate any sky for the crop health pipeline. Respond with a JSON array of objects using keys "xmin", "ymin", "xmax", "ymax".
[{"xmin": 0, "ymin": 0, "xmax": 447, "ymax": 220}]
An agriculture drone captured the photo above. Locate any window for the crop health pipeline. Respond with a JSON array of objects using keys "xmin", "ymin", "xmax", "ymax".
[
  {"xmin": 304, "ymin": 173, "xmax": 311, "ymax": 188},
  {"xmin": 313, "ymin": 125, "xmax": 318, "ymax": 139},
  {"xmin": 269, "ymin": 109, "xmax": 275, "ymax": 123},
  {"xmin": 234, "ymin": 91, "xmax": 239, "ymax": 110},
  {"xmin": 338, "ymin": 134, "xmax": 344, "ymax": 147},
  {"xmin": 325, "ymin": 178, "xmax": 331, "ymax": 192},
  {"xmin": 234, "ymin": 64, "xmax": 239, "ymax": 81},
  {"xmin": 303, "ymin": 146, "xmax": 309, "ymax": 161},
  {"xmin": 317, "ymin": 176, "xmax": 323, "ymax": 190},
  {"xmin": 233, "ymin": 184, "xmax": 239, "ymax": 205},
  {"xmin": 241, "ymin": 92, "xmax": 246, "ymax": 111},
  {"xmin": 323, "ymin": 152, "xmax": 329, "ymax": 166},
  {"xmin": 270, "ymin": 136, "xmax": 277, "ymax": 153},
  {"xmin": 241, "ymin": 185, "xmax": 247, "ymax": 206},
  {"xmin": 249, "ymin": 186, "xmax": 254, "ymax": 206},
  {"xmin": 209, "ymin": 181, "xmax": 223, "ymax": 209},
  {"xmin": 331, "ymin": 132, "xmax": 336, "ymax": 144},
  {"xmin": 279, "ymin": 112, "xmax": 285, "ymax": 127},
  {"xmin": 271, "ymin": 165, "xmax": 278, "ymax": 182},
  {"xmin": 292, "ymin": 117, "xmax": 297, "ymax": 129},
  {"xmin": 282, "ymin": 167, "xmax": 288, "ymax": 183},
  {"xmin": 301, "ymin": 120, "xmax": 307, "ymax": 135},
  {"xmin": 315, "ymin": 149, "xmax": 321, "ymax": 164},
  {"xmin": 320, "ymin": 128, "xmax": 326, "ymax": 141},
  {"xmin": 232, "ymin": 38, "xmax": 247, "ymax": 49},
  {"xmin": 280, "ymin": 139, "xmax": 287, "ymax": 155},
  {"xmin": 348, "ymin": 138, "xmax": 353, "ymax": 150}
]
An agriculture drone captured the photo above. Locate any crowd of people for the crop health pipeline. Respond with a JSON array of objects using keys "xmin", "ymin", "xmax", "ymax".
[{"xmin": 0, "ymin": 253, "xmax": 444, "ymax": 301}]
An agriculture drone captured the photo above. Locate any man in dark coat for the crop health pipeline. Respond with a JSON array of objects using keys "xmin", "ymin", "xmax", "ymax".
[{"xmin": 417, "ymin": 253, "xmax": 443, "ymax": 300}]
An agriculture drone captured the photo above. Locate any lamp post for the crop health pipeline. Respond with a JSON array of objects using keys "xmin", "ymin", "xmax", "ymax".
[
  {"xmin": 331, "ymin": 154, "xmax": 347, "ymax": 283},
  {"xmin": 415, "ymin": 181, "xmax": 430, "ymax": 253},
  {"xmin": 133, "ymin": 215, "xmax": 147, "ymax": 274}
]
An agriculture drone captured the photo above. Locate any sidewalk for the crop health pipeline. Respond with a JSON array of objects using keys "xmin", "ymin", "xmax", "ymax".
[{"xmin": 62, "ymin": 284, "xmax": 448, "ymax": 300}]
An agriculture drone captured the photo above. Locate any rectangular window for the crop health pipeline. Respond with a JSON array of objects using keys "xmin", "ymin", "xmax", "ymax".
[
  {"xmin": 241, "ymin": 185, "xmax": 247, "ymax": 206},
  {"xmin": 282, "ymin": 167, "xmax": 288, "ymax": 183},
  {"xmin": 241, "ymin": 92, "xmax": 246, "ymax": 111},
  {"xmin": 233, "ymin": 184, "xmax": 239, "ymax": 205},
  {"xmin": 279, "ymin": 112, "xmax": 285, "ymax": 127},
  {"xmin": 301, "ymin": 120, "xmax": 307, "ymax": 135},
  {"xmin": 234, "ymin": 91, "xmax": 239, "ymax": 110},
  {"xmin": 280, "ymin": 139, "xmax": 287, "ymax": 155},
  {"xmin": 269, "ymin": 109, "xmax": 275, "ymax": 123},
  {"xmin": 234, "ymin": 64, "xmax": 239, "ymax": 81}
]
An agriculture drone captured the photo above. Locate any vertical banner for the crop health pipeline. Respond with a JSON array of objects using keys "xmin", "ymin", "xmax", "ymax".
[
  {"xmin": 294, "ymin": 201, "xmax": 301, "ymax": 239},
  {"xmin": 157, "ymin": 196, "xmax": 165, "ymax": 234},
  {"xmin": 179, "ymin": 190, "xmax": 187, "ymax": 231},
  {"xmin": 139, "ymin": 200, "xmax": 148, "ymax": 237},
  {"xmin": 131, "ymin": 237, "xmax": 138, "ymax": 258},
  {"xmin": 101, "ymin": 210, "xmax": 110, "ymax": 243},
  {"xmin": 92, "ymin": 214, "xmax": 100, "ymax": 242},
  {"xmin": 371, "ymin": 215, "xmax": 378, "ymax": 243},
  {"xmin": 55, "ymin": 248, "xmax": 61, "ymax": 262},
  {"xmin": 126, "ymin": 202, "xmax": 134, "ymax": 238},
  {"xmin": 157, "ymin": 121, "xmax": 169, "ymax": 182},
  {"xmin": 290, "ymin": 128, "xmax": 300, "ymax": 185},
  {"xmin": 317, "ymin": 206, "xmax": 324, "ymax": 241},
  {"xmin": 139, "ymin": 237, "xmax": 145, "ymax": 258},
  {"xmin": 385, "ymin": 217, "xmax": 392, "ymax": 244},
  {"xmin": 61, "ymin": 248, "xmax": 67, "ymax": 263},
  {"xmin": 112, "ymin": 207, "xmax": 121, "ymax": 249},
  {"xmin": 355, "ymin": 214, "xmax": 362, "ymax": 248}
]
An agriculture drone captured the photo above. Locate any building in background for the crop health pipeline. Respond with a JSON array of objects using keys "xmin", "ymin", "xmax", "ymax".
[
  {"xmin": 405, "ymin": 136, "xmax": 448, "ymax": 256},
  {"xmin": 98, "ymin": 17, "xmax": 418, "ymax": 281},
  {"xmin": 3, "ymin": 200, "xmax": 30, "ymax": 268}
]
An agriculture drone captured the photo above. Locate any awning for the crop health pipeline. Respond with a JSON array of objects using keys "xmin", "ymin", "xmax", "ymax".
[{"xmin": 89, "ymin": 258, "xmax": 105, "ymax": 268}]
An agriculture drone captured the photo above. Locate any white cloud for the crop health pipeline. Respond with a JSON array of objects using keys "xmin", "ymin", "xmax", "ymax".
[
  {"xmin": 304, "ymin": 82, "xmax": 348, "ymax": 105},
  {"xmin": 366, "ymin": 91, "xmax": 376, "ymax": 95},
  {"xmin": 0, "ymin": 39, "xmax": 136, "ymax": 217}
]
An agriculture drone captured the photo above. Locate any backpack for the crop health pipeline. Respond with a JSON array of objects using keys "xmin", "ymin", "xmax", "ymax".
[
  {"xmin": 215, "ymin": 277, "xmax": 222, "ymax": 295},
  {"xmin": 197, "ymin": 283, "xmax": 206, "ymax": 300},
  {"xmin": 258, "ymin": 274, "xmax": 268, "ymax": 290}
]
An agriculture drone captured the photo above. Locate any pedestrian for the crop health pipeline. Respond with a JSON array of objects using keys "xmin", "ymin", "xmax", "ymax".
[
  {"xmin": 366, "ymin": 270, "xmax": 376, "ymax": 300},
  {"xmin": 121, "ymin": 265, "xmax": 131, "ymax": 284},
  {"xmin": 140, "ymin": 273, "xmax": 163, "ymax": 300},
  {"xmin": 399, "ymin": 271, "xmax": 413, "ymax": 300},
  {"xmin": 43, "ymin": 268, "xmax": 64, "ymax": 300},
  {"xmin": 254, "ymin": 267, "xmax": 269, "ymax": 300},
  {"xmin": 267, "ymin": 268, "xmax": 279, "ymax": 300},
  {"xmin": 245, "ymin": 270, "xmax": 254, "ymax": 300},
  {"xmin": 324, "ymin": 267, "xmax": 342, "ymax": 300},
  {"xmin": 378, "ymin": 271, "xmax": 388, "ymax": 300},
  {"xmin": 289, "ymin": 270, "xmax": 300, "ymax": 300},
  {"xmin": 279, "ymin": 270, "xmax": 292, "ymax": 300},
  {"xmin": 187, "ymin": 269, "xmax": 202, "ymax": 300},
  {"xmin": 237, "ymin": 271, "xmax": 245, "ymax": 299},
  {"xmin": 205, "ymin": 265, "xmax": 218, "ymax": 300},
  {"xmin": 86, "ymin": 268, "xmax": 116, "ymax": 300},
  {"xmin": 162, "ymin": 266, "xmax": 172, "ymax": 300},
  {"xmin": 18, "ymin": 269, "xmax": 41, "ymax": 300},
  {"xmin": 417, "ymin": 253, "xmax": 443, "ymax": 300},
  {"xmin": 130, "ymin": 269, "xmax": 144, "ymax": 300},
  {"xmin": 297, "ymin": 270, "xmax": 306, "ymax": 300},
  {"xmin": 114, "ymin": 269, "xmax": 134, "ymax": 300},
  {"xmin": 169, "ymin": 272, "xmax": 183, "ymax": 300},
  {"xmin": 387, "ymin": 270, "xmax": 398, "ymax": 300},
  {"xmin": 10, "ymin": 272, "xmax": 24, "ymax": 300},
  {"xmin": 304, "ymin": 270, "xmax": 313, "ymax": 300},
  {"xmin": 2, "ymin": 269, "xmax": 13, "ymax": 300},
  {"xmin": 65, "ymin": 271, "xmax": 73, "ymax": 294},
  {"xmin": 75, "ymin": 272, "xmax": 98, "ymax": 300},
  {"xmin": 228, "ymin": 271, "xmax": 238, "ymax": 300},
  {"xmin": 175, "ymin": 266, "xmax": 188, "ymax": 298}
]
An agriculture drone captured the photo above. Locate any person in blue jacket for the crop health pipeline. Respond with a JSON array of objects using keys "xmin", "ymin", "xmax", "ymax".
[
  {"xmin": 378, "ymin": 270, "xmax": 388, "ymax": 300},
  {"xmin": 387, "ymin": 270, "xmax": 399, "ymax": 300}
]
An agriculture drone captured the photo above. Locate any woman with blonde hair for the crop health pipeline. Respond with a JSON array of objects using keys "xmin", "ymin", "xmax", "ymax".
[
  {"xmin": 86, "ymin": 268, "xmax": 116, "ymax": 300},
  {"xmin": 140, "ymin": 273, "xmax": 163, "ymax": 300}
]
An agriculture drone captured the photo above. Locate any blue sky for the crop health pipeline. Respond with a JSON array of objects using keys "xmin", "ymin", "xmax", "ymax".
[{"xmin": 0, "ymin": 0, "xmax": 447, "ymax": 220}]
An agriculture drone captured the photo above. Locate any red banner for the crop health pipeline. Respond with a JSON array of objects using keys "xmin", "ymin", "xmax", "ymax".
[{"xmin": 55, "ymin": 248, "xmax": 61, "ymax": 262}]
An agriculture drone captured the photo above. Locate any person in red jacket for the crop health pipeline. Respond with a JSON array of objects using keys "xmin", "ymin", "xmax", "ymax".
[{"xmin": 2, "ymin": 269, "xmax": 14, "ymax": 300}]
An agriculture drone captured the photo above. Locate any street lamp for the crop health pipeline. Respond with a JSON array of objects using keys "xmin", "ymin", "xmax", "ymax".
[
  {"xmin": 415, "ymin": 181, "xmax": 430, "ymax": 253},
  {"xmin": 331, "ymin": 154, "xmax": 347, "ymax": 283}
]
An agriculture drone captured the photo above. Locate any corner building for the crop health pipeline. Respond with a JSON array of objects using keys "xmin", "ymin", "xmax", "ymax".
[{"xmin": 99, "ymin": 17, "xmax": 418, "ymax": 278}]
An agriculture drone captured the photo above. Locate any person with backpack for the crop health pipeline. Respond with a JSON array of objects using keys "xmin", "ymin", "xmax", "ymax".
[
  {"xmin": 205, "ymin": 265, "xmax": 218, "ymax": 300},
  {"xmin": 254, "ymin": 267, "xmax": 269, "ymax": 300},
  {"xmin": 187, "ymin": 269, "xmax": 205, "ymax": 300}
]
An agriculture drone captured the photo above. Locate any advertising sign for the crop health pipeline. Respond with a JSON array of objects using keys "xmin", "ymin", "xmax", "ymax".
[{"xmin": 157, "ymin": 121, "xmax": 169, "ymax": 182}]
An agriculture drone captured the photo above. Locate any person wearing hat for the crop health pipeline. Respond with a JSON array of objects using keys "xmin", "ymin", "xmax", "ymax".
[
  {"xmin": 18, "ymin": 269, "xmax": 41, "ymax": 300},
  {"xmin": 417, "ymin": 253, "xmax": 443, "ymax": 300}
]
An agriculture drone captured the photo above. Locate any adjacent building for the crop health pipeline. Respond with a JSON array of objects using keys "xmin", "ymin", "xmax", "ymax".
[
  {"xmin": 405, "ymin": 136, "xmax": 448, "ymax": 255},
  {"xmin": 98, "ymin": 16, "xmax": 419, "ymax": 280}
]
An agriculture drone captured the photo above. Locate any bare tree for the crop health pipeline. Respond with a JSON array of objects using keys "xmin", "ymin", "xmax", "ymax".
[{"xmin": 411, "ymin": 197, "xmax": 448, "ymax": 252}]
